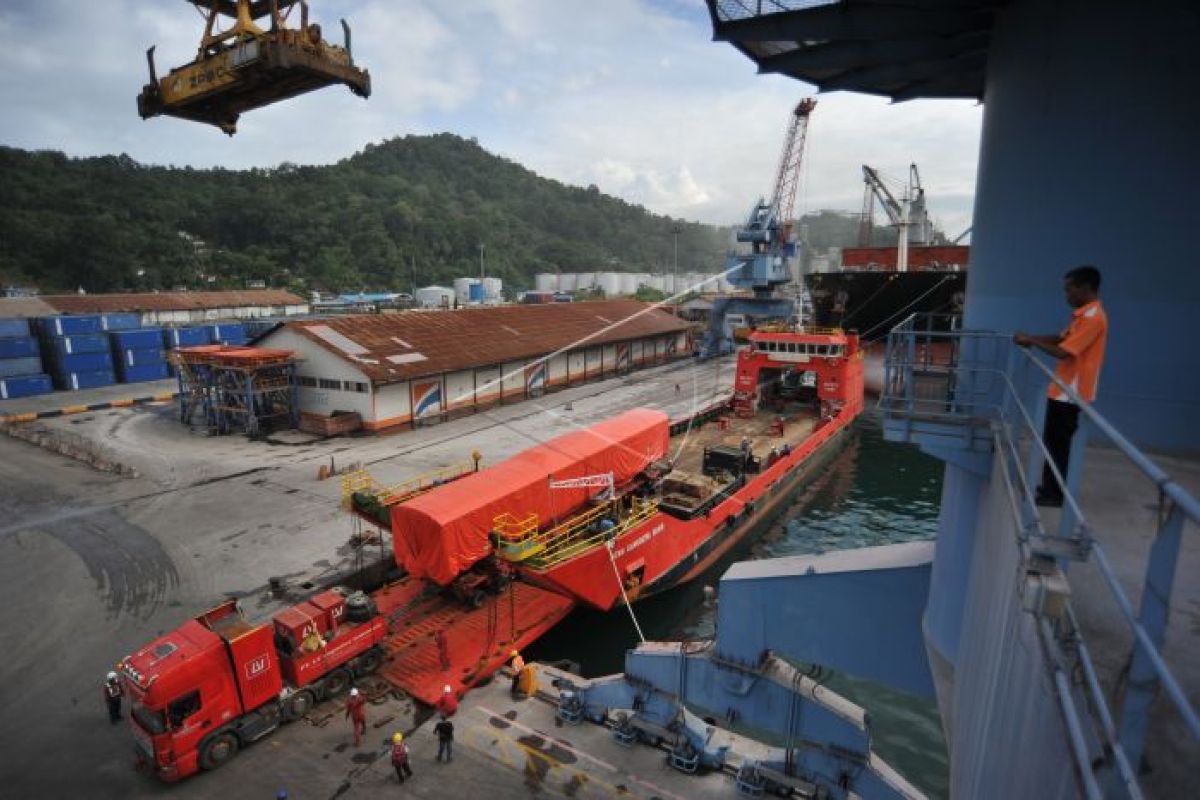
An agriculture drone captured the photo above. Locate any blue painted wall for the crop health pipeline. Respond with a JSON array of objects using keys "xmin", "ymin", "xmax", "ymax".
[{"xmin": 964, "ymin": 0, "xmax": 1200, "ymax": 453}]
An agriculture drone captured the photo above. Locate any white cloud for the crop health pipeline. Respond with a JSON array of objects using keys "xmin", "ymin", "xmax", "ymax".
[{"xmin": 0, "ymin": 0, "xmax": 981, "ymax": 233}]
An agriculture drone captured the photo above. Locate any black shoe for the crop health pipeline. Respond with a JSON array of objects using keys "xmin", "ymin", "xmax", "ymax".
[{"xmin": 1035, "ymin": 488, "xmax": 1063, "ymax": 508}]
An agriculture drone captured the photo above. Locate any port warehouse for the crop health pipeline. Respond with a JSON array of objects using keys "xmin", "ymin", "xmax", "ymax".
[
  {"xmin": 0, "ymin": 289, "xmax": 310, "ymax": 325},
  {"xmin": 255, "ymin": 299, "xmax": 693, "ymax": 431}
]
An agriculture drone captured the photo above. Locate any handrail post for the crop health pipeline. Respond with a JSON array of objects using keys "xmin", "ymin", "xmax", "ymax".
[{"xmin": 1118, "ymin": 503, "xmax": 1186, "ymax": 771}]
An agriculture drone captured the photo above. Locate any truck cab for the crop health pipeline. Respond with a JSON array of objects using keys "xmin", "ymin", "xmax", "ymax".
[{"xmin": 121, "ymin": 600, "xmax": 282, "ymax": 781}]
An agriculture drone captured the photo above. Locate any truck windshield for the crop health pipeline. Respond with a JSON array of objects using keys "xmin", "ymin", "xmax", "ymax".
[{"xmin": 131, "ymin": 701, "xmax": 166, "ymax": 735}]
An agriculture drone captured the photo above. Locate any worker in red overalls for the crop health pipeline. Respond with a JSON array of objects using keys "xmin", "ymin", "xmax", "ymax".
[
  {"xmin": 434, "ymin": 684, "xmax": 458, "ymax": 718},
  {"xmin": 104, "ymin": 671, "xmax": 123, "ymax": 724},
  {"xmin": 391, "ymin": 732, "xmax": 413, "ymax": 783},
  {"xmin": 345, "ymin": 687, "xmax": 367, "ymax": 746}
]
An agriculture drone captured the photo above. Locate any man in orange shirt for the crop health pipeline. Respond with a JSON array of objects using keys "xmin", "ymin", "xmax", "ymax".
[{"xmin": 1014, "ymin": 266, "xmax": 1108, "ymax": 507}]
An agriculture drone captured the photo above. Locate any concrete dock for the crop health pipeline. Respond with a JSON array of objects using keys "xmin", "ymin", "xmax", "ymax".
[{"xmin": 0, "ymin": 357, "xmax": 734, "ymax": 798}]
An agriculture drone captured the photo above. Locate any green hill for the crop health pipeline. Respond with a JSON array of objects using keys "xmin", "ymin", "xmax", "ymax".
[{"xmin": 0, "ymin": 134, "xmax": 731, "ymax": 295}]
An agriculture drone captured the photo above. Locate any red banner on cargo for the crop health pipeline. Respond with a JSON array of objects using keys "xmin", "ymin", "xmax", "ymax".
[{"xmin": 390, "ymin": 409, "xmax": 669, "ymax": 585}]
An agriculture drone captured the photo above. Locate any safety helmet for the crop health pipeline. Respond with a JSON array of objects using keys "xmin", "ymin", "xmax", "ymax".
[
  {"xmin": 510, "ymin": 649, "xmax": 519, "ymax": 658},
  {"xmin": 443, "ymin": 684, "xmax": 453, "ymax": 694},
  {"xmin": 393, "ymin": 732, "xmax": 403, "ymax": 744},
  {"xmin": 349, "ymin": 688, "xmax": 359, "ymax": 697},
  {"xmin": 107, "ymin": 671, "xmax": 118, "ymax": 681}
]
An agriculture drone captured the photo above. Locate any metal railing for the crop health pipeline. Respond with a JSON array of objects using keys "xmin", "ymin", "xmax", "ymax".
[
  {"xmin": 880, "ymin": 313, "xmax": 1199, "ymax": 799},
  {"xmin": 340, "ymin": 461, "xmax": 475, "ymax": 511},
  {"xmin": 521, "ymin": 497, "xmax": 660, "ymax": 571}
]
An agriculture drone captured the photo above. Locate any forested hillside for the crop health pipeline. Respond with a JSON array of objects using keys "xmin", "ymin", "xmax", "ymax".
[{"xmin": 0, "ymin": 134, "xmax": 731, "ymax": 294}]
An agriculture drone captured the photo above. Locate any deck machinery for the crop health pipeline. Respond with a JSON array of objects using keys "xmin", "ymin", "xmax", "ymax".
[
  {"xmin": 701, "ymin": 98, "xmax": 816, "ymax": 357},
  {"xmin": 138, "ymin": 0, "xmax": 371, "ymax": 135}
]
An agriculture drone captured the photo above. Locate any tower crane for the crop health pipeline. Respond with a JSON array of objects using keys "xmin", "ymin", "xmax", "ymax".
[
  {"xmin": 857, "ymin": 164, "xmax": 934, "ymax": 271},
  {"xmin": 701, "ymin": 98, "xmax": 817, "ymax": 357},
  {"xmin": 138, "ymin": 0, "xmax": 371, "ymax": 136}
]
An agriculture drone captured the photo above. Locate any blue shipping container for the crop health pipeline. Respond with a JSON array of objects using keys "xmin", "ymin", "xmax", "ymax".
[
  {"xmin": 49, "ymin": 333, "xmax": 111, "ymax": 356},
  {"xmin": 163, "ymin": 327, "xmax": 209, "ymax": 348},
  {"xmin": 53, "ymin": 369, "xmax": 115, "ymax": 391},
  {"xmin": 117, "ymin": 362, "xmax": 171, "ymax": 383},
  {"xmin": 0, "ymin": 318, "xmax": 30, "ymax": 338},
  {"xmin": 101, "ymin": 313, "xmax": 142, "ymax": 331},
  {"xmin": 37, "ymin": 315, "xmax": 104, "ymax": 336},
  {"xmin": 54, "ymin": 352, "xmax": 114, "ymax": 373},
  {"xmin": 208, "ymin": 324, "xmax": 247, "ymax": 344},
  {"xmin": 0, "ymin": 336, "xmax": 39, "ymax": 359},
  {"xmin": 109, "ymin": 328, "xmax": 163, "ymax": 350},
  {"xmin": 116, "ymin": 348, "xmax": 166, "ymax": 368},
  {"xmin": 0, "ymin": 373, "xmax": 53, "ymax": 399},
  {"xmin": 0, "ymin": 357, "xmax": 43, "ymax": 378}
]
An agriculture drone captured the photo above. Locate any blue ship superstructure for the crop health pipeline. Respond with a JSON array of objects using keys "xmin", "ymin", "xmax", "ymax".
[{"xmin": 555, "ymin": 3, "xmax": 1200, "ymax": 798}]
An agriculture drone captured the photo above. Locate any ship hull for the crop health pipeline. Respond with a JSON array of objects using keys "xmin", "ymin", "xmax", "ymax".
[
  {"xmin": 806, "ymin": 270, "xmax": 966, "ymax": 340},
  {"xmin": 520, "ymin": 407, "xmax": 856, "ymax": 611}
]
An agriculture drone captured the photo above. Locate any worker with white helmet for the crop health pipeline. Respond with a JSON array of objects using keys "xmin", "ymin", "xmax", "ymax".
[
  {"xmin": 104, "ymin": 670, "xmax": 123, "ymax": 724},
  {"xmin": 344, "ymin": 687, "xmax": 367, "ymax": 747},
  {"xmin": 434, "ymin": 684, "xmax": 458, "ymax": 718}
]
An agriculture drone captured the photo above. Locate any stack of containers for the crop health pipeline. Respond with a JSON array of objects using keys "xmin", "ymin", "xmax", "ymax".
[
  {"xmin": 36, "ymin": 315, "xmax": 117, "ymax": 391},
  {"xmin": 0, "ymin": 318, "xmax": 53, "ymax": 399},
  {"xmin": 111, "ymin": 326, "xmax": 170, "ymax": 383},
  {"xmin": 207, "ymin": 323, "xmax": 248, "ymax": 345}
]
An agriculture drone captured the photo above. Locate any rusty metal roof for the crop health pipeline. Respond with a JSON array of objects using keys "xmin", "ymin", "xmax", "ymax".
[
  {"xmin": 37, "ymin": 290, "xmax": 307, "ymax": 314},
  {"xmin": 280, "ymin": 299, "xmax": 691, "ymax": 384},
  {"xmin": 0, "ymin": 296, "xmax": 59, "ymax": 318}
]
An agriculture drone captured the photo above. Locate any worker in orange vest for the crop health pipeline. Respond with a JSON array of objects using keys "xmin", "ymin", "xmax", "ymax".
[
  {"xmin": 435, "ymin": 684, "xmax": 458, "ymax": 718},
  {"xmin": 345, "ymin": 688, "xmax": 367, "ymax": 746},
  {"xmin": 509, "ymin": 650, "xmax": 525, "ymax": 698}
]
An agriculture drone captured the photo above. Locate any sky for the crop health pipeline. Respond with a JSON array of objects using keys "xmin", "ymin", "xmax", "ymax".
[{"xmin": 0, "ymin": 0, "xmax": 982, "ymax": 236}]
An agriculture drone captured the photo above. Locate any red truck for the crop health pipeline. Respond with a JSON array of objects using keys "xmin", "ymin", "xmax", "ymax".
[{"xmin": 119, "ymin": 589, "xmax": 387, "ymax": 782}]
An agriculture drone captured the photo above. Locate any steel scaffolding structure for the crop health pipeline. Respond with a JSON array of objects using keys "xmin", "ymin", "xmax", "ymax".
[{"xmin": 174, "ymin": 345, "xmax": 298, "ymax": 435}]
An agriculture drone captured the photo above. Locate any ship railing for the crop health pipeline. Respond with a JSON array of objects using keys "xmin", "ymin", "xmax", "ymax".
[
  {"xmin": 340, "ymin": 461, "xmax": 475, "ymax": 510},
  {"xmin": 880, "ymin": 312, "xmax": 1200, "ymax": 799},
  {"xmin": 523, "ymin": 498, "xmax": 660, "ymax": 571}
]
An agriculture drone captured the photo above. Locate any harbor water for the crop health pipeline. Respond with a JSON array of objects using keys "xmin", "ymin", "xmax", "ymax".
[{"xmin": 529, "ymin": 408, "xmax": 949, "ymax": 797}]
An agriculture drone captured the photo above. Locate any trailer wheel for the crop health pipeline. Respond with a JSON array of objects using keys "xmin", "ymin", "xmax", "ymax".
[
  {"xmin": 199, "ymin": 732, "xmax": 239, "ymax": 771},
  {"xmin": 320, "ymin": 667, "xmax": 352, "ymax": 699},
  {"xmin": 355, "ymin": 648, "xmax": 383, "ymax": 676},
  {"xmin": 283, "ymin": 689, "xmax": 315, "ymax": 721}
]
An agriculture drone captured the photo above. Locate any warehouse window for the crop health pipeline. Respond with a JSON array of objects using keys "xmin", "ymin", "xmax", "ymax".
[
  {"xmin": 344, "ymin": 381, "xmax": 368, "ymax": 393},
  {"xmin": 318, "ymin": 378, "xmax": 341, "ymax": 390},
  {"xmin": 296, "ymin": 376, "xmax": 317, "ymax": 388}
]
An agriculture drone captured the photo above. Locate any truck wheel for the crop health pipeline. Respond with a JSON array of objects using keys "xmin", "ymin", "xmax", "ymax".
[
  {"xmin": 469, "ymin": 589, "xmax": 486, "ymax": 609},
  {"xmin": 321, "ymin": 667, "xmax": 352, "ymax": 699},
  {"xmin": 283, "ymin": 689, "xmax": 315, "ymax": 721},
  {"xmin": 199, "ymin": 732, "xmax": 239, "ymax": 771},
  {"xmin": 355, "ymin": 648, "xmax": 383, "ymax": 676}
]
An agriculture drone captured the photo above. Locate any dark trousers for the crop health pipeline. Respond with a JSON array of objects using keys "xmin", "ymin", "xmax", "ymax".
[
  {"xmin": 106, "ymin": 695, "xmax": 121, "ymax": 723},
  {"xmin": 1040, "ymin": 399, "xmax": 1080, "ymax": 498},
  {"xmin": 437, "ymin": 739, "xmax": 453, "ymax": 762},
  {"xmin": 393, "ymin": 761, "xmax": 413, "ymax": 782}
]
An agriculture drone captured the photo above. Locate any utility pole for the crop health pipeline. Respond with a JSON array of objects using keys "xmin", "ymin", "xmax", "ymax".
[
  {"xmin": 479, "ymin": 243, "xmax": 485, "ymax": 280},
  {"xmin": 671, "ymin": 225, "xmax": 681, "ymax": 291}
]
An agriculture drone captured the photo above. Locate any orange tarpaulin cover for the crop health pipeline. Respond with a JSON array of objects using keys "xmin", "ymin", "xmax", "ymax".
[{"xmin": 391, "ymin": 408, "xmax": 669, "ymax": 585}]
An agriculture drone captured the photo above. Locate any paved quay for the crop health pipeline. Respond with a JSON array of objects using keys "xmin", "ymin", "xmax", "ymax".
[{"xmin": 0, "ymin": 356, "xmax": 734, "ymax": 799}]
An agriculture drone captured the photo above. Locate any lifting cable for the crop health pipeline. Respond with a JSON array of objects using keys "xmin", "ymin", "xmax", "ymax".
[
  {"xmin": 858, "ymin": 276, "xmax": 954, "ymax": 343},
  {"xmin": 606, "ymin": 540, "xmax": 646, "ymax": 643}
]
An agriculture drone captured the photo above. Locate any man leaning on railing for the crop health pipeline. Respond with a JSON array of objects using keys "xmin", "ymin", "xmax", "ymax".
[{"xmin": 1013, "ymin": 266, "xmax": 1109, "ymax": 507}]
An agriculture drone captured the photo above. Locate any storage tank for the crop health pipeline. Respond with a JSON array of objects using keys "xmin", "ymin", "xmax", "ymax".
[
  {"xmin": 535, "ymin": 273, "xmax": 558, "ymax": 292},
  {"xmin": 454, "ymin": 278, "xmax": 479, "ymax": 304},
  {"xmin": 647, "ymin": 274, "xmax": 665, "ymax": 292},
  {"xmin": 596, "ymin": 272, "xmax": 621, "ymax": 297},
  {"xmin": 616, "ymin": 273, "xmax": 636, "ymax": 295},
  {"xmin": 416, "ymin": 286, "xmax": 455, "ymax": 308},
  {"xmin": 576, "ymin": 272, "xmax": 596, "ymax": 291},
  {"xmin": 662, "ymin": 273, "xmax": 676, "ymax": 294},
  {"xmin": 558, "ymin": 273, "xmax": 578, "ymax": 292}
]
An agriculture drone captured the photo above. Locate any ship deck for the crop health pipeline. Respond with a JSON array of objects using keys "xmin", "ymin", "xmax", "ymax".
[{"xmin": 669, "ymin": 406, "xmax": 817, "ymax": 476}]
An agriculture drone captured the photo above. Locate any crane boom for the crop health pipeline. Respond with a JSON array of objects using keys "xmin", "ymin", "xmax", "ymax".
[{"xmin": 770, "ymin": 98, "xmax": 818, "ymax": 236}]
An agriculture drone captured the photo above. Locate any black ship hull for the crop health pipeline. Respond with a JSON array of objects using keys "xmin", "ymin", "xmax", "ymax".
[{"xmin": 806, "ymin": 270, "xmax": 966, "ymax": 340}]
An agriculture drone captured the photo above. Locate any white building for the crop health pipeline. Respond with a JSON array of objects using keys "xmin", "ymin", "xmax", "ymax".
[{"xmin": 258, "ymin": 299, "xmax": 692, "ymax": 432}]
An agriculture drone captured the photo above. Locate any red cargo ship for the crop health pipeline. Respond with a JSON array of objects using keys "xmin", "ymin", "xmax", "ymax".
[{"xmin": 386, "ymin": 326, "xmax": 863, "ymax": 611}]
